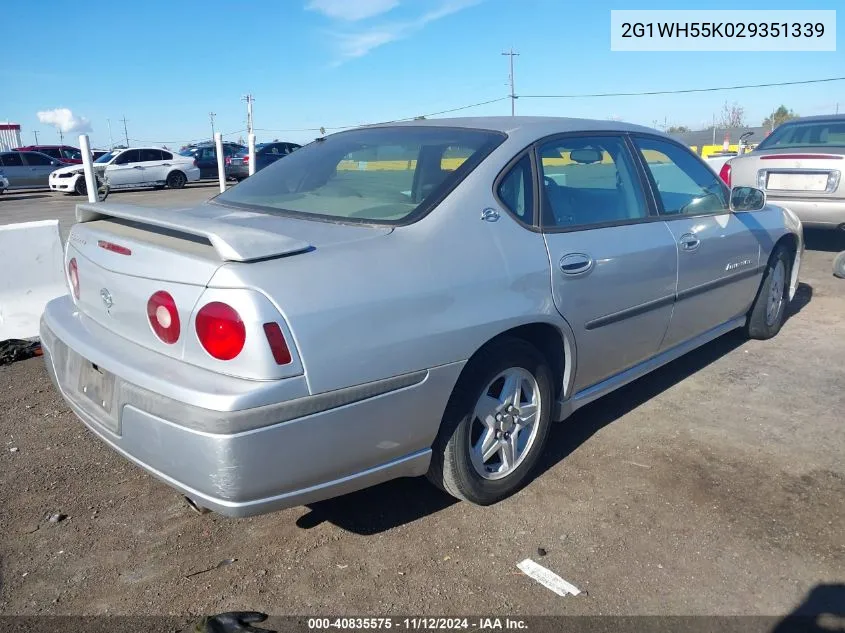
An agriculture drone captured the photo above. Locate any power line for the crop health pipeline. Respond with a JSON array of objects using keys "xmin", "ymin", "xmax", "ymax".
[
  {"xmin": 519, "ymin": 76, "xmax": 845, "ymax": 99},
  {"xmin": 255, "ymin": 96, "xmax": 511, "ymax": 134}
]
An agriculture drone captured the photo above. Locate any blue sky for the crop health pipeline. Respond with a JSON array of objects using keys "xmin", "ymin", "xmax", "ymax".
[{"xmin": 1, "ymin": 0, "xmax": 842, "ymax": 149}]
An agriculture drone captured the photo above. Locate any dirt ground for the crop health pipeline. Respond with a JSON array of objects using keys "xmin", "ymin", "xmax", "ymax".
[{"xmin": 0, "ymin": 229, "xmax": 843, "ymax": 619}]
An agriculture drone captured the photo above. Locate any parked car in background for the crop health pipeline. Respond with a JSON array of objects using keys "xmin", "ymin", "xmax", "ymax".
[
  {"xmin": 42, "ymin": 117, "xmax": 803, "ymax": 517},
  {"xmin": 14, "ymin": 145, "xmax": 82, "ymax": 164},
  {"xmin": 179, "ymin": 141, "xmax": 246, "ymax": 180},
  {"xmin": 0, "ymin": 150, "xmax": 64, "ymax": 189},
  {"xmin": 49, "ymin": 147, "xmax": 200, "ymax": 195},
  {"xmin": 226, "ymin": 141, "xmax": 301, "ymax": 181},
  {"xmin": 724, "ymin": 114, "xmax": 845, "ymax": 230}
]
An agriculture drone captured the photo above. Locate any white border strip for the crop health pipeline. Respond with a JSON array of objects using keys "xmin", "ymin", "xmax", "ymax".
[{"xmin": 517, "ymin": 559, "xmax": 581, "ymax": 597}]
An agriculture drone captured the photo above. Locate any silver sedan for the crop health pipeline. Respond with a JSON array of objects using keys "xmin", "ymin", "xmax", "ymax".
[{"xmin": 41, "ymin": 117, "xmax": 803, "ymax": 516}]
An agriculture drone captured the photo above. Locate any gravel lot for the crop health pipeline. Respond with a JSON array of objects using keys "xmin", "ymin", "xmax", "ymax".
[{"xmin": 0, "ymin": 189, "xmax": 843, "ymax": 618}]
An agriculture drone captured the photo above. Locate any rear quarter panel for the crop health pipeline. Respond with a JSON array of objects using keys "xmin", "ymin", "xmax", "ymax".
[{"xmin": 207, "ymin": 137, "xmax": 566, "ymax": 396}]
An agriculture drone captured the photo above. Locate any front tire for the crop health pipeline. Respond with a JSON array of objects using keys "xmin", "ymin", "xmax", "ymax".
[
  {"xmin": 74, "ymin": 178, "xmax": 87, "ymax": 196},
  {"xmin": 833, "ymin": 251, "xmax": 845, "ymax": 279},
  {"xmin": 745, "ymin": 245, "xmax": 791, "ymax": 340},
  {"xmin": 166, "ymin": 171, "xmax": 187, "ymax": 189},
  {"xmin": 427, "ymin": 338, "xmax": 553, "ymax": 505}
]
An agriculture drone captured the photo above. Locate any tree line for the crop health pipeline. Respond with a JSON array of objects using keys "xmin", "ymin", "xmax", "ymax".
[{"xmin": 666, "ymin": 103, "xmax": 799, "ymax": 134}]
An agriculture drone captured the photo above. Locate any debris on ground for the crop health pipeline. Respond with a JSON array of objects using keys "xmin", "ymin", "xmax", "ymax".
[
  {"xmin": 537, "ymin": 547, "xmax": 547, "ymax": 557},
  {"xmin": 0, "ymin": 339, "xmax": 42, "ymax": 366},
  {"xmin": 185, "ymin": 558, "xmax": 237, "ymax": 579},
  {"xmin": 9, "ymin": 447, "xmax": 19, "ymax": 453},
  {"xmin": 517, "ymin": 558, "xmax": 581, "ymax": 597},
  {"xmin": 46, "ymin": 513, "xmax": 67, "ymax": 524}
]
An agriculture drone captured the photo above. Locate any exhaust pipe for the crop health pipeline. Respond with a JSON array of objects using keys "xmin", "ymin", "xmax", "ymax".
[{"xmin": 183, "ymin": 495, "xmax": 211, "ymax": 515}]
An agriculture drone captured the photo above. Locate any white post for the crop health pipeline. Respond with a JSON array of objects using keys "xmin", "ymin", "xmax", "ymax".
[
  {"xmin": 248, "ymin": 133, "xmax": 256, "ymax": 177},
  {"xmin": 78, "ymin": 134, "xmax": 98, "ymax": 203},
  {"xmin": 214, "ymin": 132, "xmax": 226, "ymax": 193}
]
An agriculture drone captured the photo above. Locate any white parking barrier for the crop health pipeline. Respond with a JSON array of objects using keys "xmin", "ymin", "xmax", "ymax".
[
  {"xmin": 79, "ymin": 134, "xmax": 98, "ymax": 203},
  {"xmin": 248, "ymin": 133, "xmax": 256, "ymax": 177},
  {"xmin": 215, "ymin": 132, "xmax": 226, "ymax": 193},
  {"xmin": 0, "ymin": 220, "xmax": 66, "ymax": 341}
]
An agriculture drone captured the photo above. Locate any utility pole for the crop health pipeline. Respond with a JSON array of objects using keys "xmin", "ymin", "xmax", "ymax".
[
  {"xmin": 501, "ymin": 49, "xmax": 519, "ymax": 116},
  {"xmin": 106, "ymin": 118, "xmax": 114, "ymax": 149},
  {"xmin": 120, "ymin": 116, "xmax": 129, "ymax": 147},
  {"xmin": 34, "ymin": 130, "xmax": 39, "ymax": 145},
  {"xmin": 836, "ymin": 102, "xmax": 840, "ymax": 115},
  {"xmin": 242, "ymin": 94, "xmax": 254, "ymax": 134},
  {"xmin": 712, "ymin": 113, "xmax": 716, "ymax": 145},
  {"xmin": 209, "ymin": 112, "xmax": 216, "ymax": 140},
  {"xmin": 59, "ymin": 129, "xmax": 64, "ymax": 144}
]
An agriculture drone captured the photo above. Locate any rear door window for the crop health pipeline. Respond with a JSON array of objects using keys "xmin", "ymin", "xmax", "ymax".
[
  {"xmin": 538, "ymin": 135, "xmax": 648, "ymax": 228},
  {"xmin": 140, "ymin": 149, "xmax": 163, "ymax": 162},
  {"xmin": 22, "ymin": 152, "xmax": 54, "ymax": 166},
  {"xmin": 497, "ymin": 154, "xmax": 534, "ymax": 225}
]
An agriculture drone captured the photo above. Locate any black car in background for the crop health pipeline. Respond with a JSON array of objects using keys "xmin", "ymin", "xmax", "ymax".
[
  {"xmin": 179, "ymin": 141, "xmax": 246, "ymax": 180},
  {"xmin": 226, "ymin": 141, "xmax": 301, "ymax": 181}
]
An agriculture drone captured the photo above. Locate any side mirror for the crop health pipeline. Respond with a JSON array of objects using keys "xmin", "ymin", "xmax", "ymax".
[{"xmin": 730, "ymin": 186, "xmax": 766, "ymax": 212}]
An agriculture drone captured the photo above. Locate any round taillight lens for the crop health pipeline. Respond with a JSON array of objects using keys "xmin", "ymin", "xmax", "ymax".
[
  {"xmin": 195, "ymin": 302, "xmax": 245, "ymax": 360},
  {"xmin": 719, "ymin": 162, "xmax": 732, "ymax": 187},
  {"xmin": 68, "ymin": 258, "xmax": 79, "ymax": 299},
  {"xmin": 147, "ymin": 291, "xmax": 181, "ymax": 344}
]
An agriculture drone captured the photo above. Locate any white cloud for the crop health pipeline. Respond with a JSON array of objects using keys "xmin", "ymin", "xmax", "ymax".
[
  {"xmin": 37, "ymin": 108, "xmax": 92, "ymax": 134},
  {"xmin": 329, "ymin": 0, "xmax": 481, "ymax": 63},
  {"xmin": 307, "ymin": 0, "xmax": 399, "ymax": 21}
]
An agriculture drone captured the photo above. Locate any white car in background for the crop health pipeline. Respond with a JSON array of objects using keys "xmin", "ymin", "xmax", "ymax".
[{"xmin": 50, "ymin": 147, "xmax": 200, "ymax": 195}]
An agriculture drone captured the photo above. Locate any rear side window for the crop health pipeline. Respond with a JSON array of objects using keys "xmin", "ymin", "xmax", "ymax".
[
  {"xmin": 22, "ymin": 152, "xmax": 54, "ymax": 166},
  {"xmin": 215, "ymin": 126, "xmax": 506, "ymax": 224},
  {"xmin": 497, "ymin": 154, "xmax": 534, "ymax": 225},
  {"xmin": 140, "ymin": 149, "xmax": 163, "ymax": 162},
  {"xmin": 633, "ymin": 137, "xmax": 728, "ymax": 216},
  {"xmin": 0, "ymin": 153, "xmax": 23, "ymax": 167},
  {"xmin": 37, "ymin": 148, "xmax": 61, "ymax": 159},
  {"xmin": 538, "ymin": 135, "xmax": 647, "ymax": 228},
  {"xmin": 161, "ymin": 151, "xmax": 173, "ymax": 160}
]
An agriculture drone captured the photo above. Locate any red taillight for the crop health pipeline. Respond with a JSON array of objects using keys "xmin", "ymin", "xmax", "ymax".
[
  {"xmin": 263, "ymin": 322, "xmax": 292, "ymax": 365},
  {"xmin": 147, "ymin": 291, "xmax": 181, "ymax": 344},
  {"xmin": 225, "ymin": 156, "xmax": 231, "ymax": 165},
  {"xmin": 760, "ymin": 154, "xmax": 842, "ymax": 161},
  {"xmin": 68, "ymin": 258, "xmax": 79, "ymax": 299},
  {"xmin": 196, "ymin": 302, "xmax": 245, "ymax": 360},
  {"xmin": 242, "ymin": 155, "xmax": 249, "ymax": 164},
  {"xmin": 719, "ymin": 162, "xmax": 731, "ymax": 187},
  {"xmin": 98, "ymin": 240, "xmax": 131, "ymax": 256}
]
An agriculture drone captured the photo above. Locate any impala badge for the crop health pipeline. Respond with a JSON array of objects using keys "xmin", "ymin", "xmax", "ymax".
[
  {"xmin": 100, "ymin": 288, "xmax": 113, "ymax": 309},
  {"xmin": 726, "ymin": 258, "xmax": 753, "ymax": 272}
]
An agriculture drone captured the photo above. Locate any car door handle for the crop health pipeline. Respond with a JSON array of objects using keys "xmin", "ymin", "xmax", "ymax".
[
  {"xmin": 679, "ymin": 233, "xmax": 701, "ymax": 252},
  {"xmin": 133, "ymin": 166, "xmax": 145, "ymax": 169},
  {"xmin": 559, "ymin": 253, "xmax": 594, "ymax": 275},
  {"xmin": 162, "ymin": 163, "xmax": 171, "ymax": 166}
]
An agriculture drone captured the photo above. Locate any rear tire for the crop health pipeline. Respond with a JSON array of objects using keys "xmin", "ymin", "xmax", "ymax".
[
  {"xmin": 427, "ymin": 338, "xmax": 553, "ymax": 505},
  {"xmin": 745, "ymin": 245, "xmax": 791, "ymax": 340},
  {"xmin": 833, "ymin": 251, "xmax": 845, "ymax": 279},
  {"xmin": 166, "ymin": 171, "xmax": 187, "ymax": 189}
]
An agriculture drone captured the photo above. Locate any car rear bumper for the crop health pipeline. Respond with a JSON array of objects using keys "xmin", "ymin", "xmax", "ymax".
[
  {"xmin": 227, "ymin": 164, "xmax": 249, "ymax": 179},
  {"xmin": 766, "ymin": 196, "xmax": 845, "ymax": 229},
  {"xmin": 40, "ymin": 295, "xmax": 462, "ymax": 516}
]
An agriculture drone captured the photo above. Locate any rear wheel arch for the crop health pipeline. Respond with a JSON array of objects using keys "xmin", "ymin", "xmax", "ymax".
[
  {"xmin": 457, "ymin": 322, "xmax": 572, "ymax": 410},
  {"xmin": 773, "ymin": 232, "xmax": 799, "ymax": 298}
]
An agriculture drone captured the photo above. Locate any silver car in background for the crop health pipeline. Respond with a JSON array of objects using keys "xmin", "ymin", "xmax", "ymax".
[
  {"xmin": 41, "ymin": 117, "xmax": 803, "ymax": 517},
  {"xmin": 726, "ymin": 114, "xmax": 845, "ymax": 230}
]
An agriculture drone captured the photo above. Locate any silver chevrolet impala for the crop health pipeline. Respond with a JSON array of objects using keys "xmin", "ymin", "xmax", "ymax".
[{"xmin": 41, "ymin": 117, "xmax": 804, "ymax": 517}]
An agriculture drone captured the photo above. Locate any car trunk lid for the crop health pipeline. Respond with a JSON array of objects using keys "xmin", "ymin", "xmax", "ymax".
[
  {"xmin": 732, "ymin": 149, "xmax": 844, "ymax": 199},
  {"xmin": 67, "ymin": 202, "xmax": 391, "ymax": 374}
]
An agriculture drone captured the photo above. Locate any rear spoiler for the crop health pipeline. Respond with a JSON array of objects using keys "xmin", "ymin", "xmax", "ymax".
[{"xmin": 76, "ymin": 202, "xmax": 311, "ymax": 262}]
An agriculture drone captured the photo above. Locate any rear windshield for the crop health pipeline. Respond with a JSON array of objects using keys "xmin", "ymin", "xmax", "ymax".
[
  {"xmin": 95, "ymin": 151, "xmax": 117, "ymax": 163},
  {"xmin": 757, "ymin": 120, "xmax": 845, "ymax": 150},
  {"xmin": 214, "ymin": 126, "xmax": 506, "ymax": 223}
]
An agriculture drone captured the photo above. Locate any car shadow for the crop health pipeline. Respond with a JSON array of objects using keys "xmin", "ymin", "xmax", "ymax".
[
  {"xmin": 298, "ymin": 330, "xmax": 760, "ymax": 536},
  {"xmin": 804, "ymin": 228, "xmax": 845, "ymax": 253},
  {"xmin": 785, "ymin": 282, "xmax": 813, "ymax": 323},
  {"xmin": 1, "ymin": 193, "xmax": 51, "ymax": 201},
  {"xmin": 770, "ymin": 583, "xmax": 845, "ymax": 632}
]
